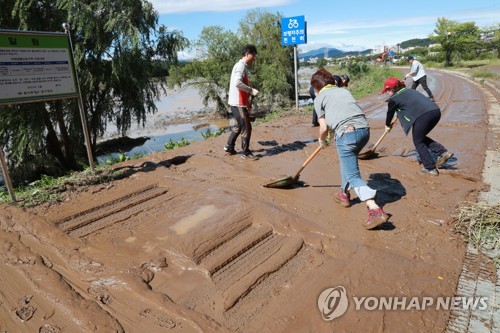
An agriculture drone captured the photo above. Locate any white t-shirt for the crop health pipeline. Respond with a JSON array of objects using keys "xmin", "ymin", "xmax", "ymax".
[
  {"xmin": 228, "ymin": 59, "xmax": 252, "ymax": 107},
  {"xmin": 409, "ymin": 60, "xmax": 427, "ymax": 81}
]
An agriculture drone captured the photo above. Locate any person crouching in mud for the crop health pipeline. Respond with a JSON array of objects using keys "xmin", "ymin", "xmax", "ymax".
[
  {"xmin": 381, "ymin": 77, "xmax": 453, "ymax": 176},
  {"xmin": 311, "ymin": 68, "xmax": 390, "ymax": 230}
]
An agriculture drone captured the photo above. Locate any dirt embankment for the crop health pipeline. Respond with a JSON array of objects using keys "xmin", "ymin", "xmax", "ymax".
[{"xmin": 0, "ymin": 69, "xmax": 496, "ymax": 332}]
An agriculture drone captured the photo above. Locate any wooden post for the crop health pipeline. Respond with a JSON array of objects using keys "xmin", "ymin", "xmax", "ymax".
[{"xmin": 0, "ymin": 146, "xmax": 16, "ymax": 203}]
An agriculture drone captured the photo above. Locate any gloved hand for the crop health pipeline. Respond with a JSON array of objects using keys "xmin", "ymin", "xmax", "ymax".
[
  {"xmin": 251, "ymin": 88, "xmax": 259, "ymax": 96},
  {"xmin": 385, "ymin": 125, "xmax": 392, "ymax": 132},
  {"xmin": 319, "ymin": 139, "xmax": 329, "ymax": 149}
]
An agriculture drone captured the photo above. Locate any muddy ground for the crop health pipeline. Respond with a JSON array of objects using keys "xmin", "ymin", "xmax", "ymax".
[{"xmin": 0, "ymin": 69, "xmax": 497, "ymax": 332}]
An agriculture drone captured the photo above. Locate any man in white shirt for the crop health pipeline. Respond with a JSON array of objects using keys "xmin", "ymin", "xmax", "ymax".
[
  {"xmin": 224, "ymin": 44, "xmax": 259, "ymax": 160},
  {"xmin": 405, "ymin": 55, "xmax": 435, "ymax": 102}
]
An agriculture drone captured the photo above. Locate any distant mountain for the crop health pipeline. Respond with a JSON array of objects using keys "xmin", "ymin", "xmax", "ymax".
[
  {"xmin": 400, "ymin": 38, "xmax": 431, "ymax": 49},
  {"xmin": 299, "ymin": 47, "xmax": 345, "ymax": 60},
  {"xmin": 299, "ymin": 47, "xmax": 373, "ymax": 60},
  {"xmin": 299, "ymin": 38, "xmax": 432, "ymax": 60}
]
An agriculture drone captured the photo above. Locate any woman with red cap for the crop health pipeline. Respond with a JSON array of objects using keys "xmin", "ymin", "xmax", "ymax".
[{"xmin": 381, "ymin": 78, "xmax": 453, "ymax": 175}]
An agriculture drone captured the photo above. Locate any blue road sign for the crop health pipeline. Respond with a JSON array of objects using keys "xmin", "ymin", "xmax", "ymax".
[{"xmin": 281, "ymin": 16, "xmax": 307, "ymax": 46}]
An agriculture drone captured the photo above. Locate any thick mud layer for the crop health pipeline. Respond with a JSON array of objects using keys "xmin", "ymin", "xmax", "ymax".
[{"xmin": 0, "ymin": 70, "xmax": 496, "ymax": 332}]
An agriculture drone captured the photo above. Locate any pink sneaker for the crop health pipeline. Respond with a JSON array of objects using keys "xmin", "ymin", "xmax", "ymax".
[
  {"xmin": 334, "ymin": 190, "xmax": 351, "ymax": 207},
  {"xmin": 363, "ymin": 208, "xmax": 389, "ymax": 230}
]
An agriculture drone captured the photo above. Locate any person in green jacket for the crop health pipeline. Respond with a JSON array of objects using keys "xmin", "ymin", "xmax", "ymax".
[{"xmin": 381, "ymin": 77, "xmax": 453, "ymax": 176}]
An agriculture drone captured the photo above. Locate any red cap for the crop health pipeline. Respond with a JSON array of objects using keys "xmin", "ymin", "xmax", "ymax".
[{"xmin": 381, "ymin": 77, "xmax": 402, "ymax": 94}]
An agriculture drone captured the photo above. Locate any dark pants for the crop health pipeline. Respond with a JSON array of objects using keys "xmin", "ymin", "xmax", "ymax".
[
  {"xmin": 312, "ymin": 109, "xmax": 319, "ymax": 126},
  {"xmin": 411, "ymin": 75, "xmax": 434, "ymax": 99},
  {"xmin": 412, "ymin": 109, "xmax": 447, "ymax": 170},
  {"xmin": 226, "ymin": 105, "xmax": 252, "ymax": 154},
  {"xmin": 309, "ymin": 86, "xmax": 319, "ymax": 126}
]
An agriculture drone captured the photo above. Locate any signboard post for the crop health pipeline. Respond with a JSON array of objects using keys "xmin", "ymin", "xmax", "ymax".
[
  {"xmin": 281, "ymin": 16, "xmax": 307, "ymax": 112},
  {"xmin": 0, "ymin": 147, "xmax": 15, "ymax": 203},
  {"xmin": 62, "ymin": 23, "xmax": 95, "ymax": 172},
  {"xmin": 0, "ymin": 28, "xmax": 95, "ymax": 202}
]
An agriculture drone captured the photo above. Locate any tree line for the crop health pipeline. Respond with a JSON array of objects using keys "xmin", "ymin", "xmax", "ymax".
[
  {"xmin": 1, "ymin": 0, "xmax": 188, "ymax": 183},
  {"xmin": 0, "ymin": 3, "xmax": 295, "ymax": 185}
]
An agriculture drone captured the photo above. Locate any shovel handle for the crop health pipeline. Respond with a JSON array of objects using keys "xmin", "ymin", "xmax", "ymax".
[
  {"xmin": 372, "ymin": 117, "xmax": 397, "ymax": 150},
  {"xmin": 372, "ymin": 130, "xmax": 389, "ymax": 150},
  {"xmin": 293, "ymin": 146, "xmax": 322, "ymax": 178}
]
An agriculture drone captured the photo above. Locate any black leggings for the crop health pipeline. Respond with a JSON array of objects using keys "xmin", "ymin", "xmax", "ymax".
[
  {"xmin": 412, "ymin": 109, "xmax": 447, "ymax": 170},
  {"xmin": 411, "ymin": 75, "xmax": 434, "ymax": 99}
]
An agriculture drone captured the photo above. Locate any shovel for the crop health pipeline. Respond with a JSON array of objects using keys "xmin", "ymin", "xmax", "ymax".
[
  {"xmin": 263, "ymin": 146, "xmax": 322, "ymax": 188},
  {"xmin": 358, "ymin": 118, "xmax": 397, "ymax": 160}
]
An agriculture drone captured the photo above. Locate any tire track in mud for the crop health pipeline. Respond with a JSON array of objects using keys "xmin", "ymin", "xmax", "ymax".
[
  {"xmin": 191, "ymin": 222, "xmax": 312, "ymax": 331},
  {"xmin": 55, "ymin": 184, "xmax": 172, "ymax": 237},
  {"xmin": 434, "ymin": 72, "xmax": 455, "ymax": 113},
  {"xmin": 224, "ymin": 246, "xmax": 315, "ymax": 332}
]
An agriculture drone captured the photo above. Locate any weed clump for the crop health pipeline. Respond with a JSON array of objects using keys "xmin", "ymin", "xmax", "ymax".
[{"xmin": 454, "ymin": 201, "xmax": 500, "ymax": 255}]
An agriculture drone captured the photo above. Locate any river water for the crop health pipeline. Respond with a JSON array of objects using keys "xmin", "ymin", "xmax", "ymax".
[
  {"xmin": 97, "ymin": 86, "xmax": 223, "ymax": 162},
  {"xmin": 97, "ymin": 79, "xmax": 314, "ymax": 163}
]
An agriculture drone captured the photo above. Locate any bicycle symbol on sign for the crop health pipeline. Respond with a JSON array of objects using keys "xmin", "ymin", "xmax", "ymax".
[{"xmin": 287, "ymin": 18, "xmax": 299, "ymax": 29}]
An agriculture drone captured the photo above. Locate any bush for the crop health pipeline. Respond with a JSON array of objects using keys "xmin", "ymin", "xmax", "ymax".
[{"xmin": 347, "ymin": 62, "xmax": 370, "ymax": 76}]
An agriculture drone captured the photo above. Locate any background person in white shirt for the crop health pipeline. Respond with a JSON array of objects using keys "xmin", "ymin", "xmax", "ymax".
[
  {"xmin": 224, "ymin": 44, "xmax": 259, "ymax": 160},
  {"xmin": 405, "ymin": 55, "xmax": 435, "ymax": 102}
]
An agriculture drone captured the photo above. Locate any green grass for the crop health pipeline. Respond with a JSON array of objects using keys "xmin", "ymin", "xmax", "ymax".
[
  {"xmin": 346, "ymin": 66, "xmax": 403, "ymax": 100},
  {"xmin": 470, "ymin": 69, "xmax": 499, "ymax": 79},
  {"xmin": 201, "ymin": 127, "xmax": 227, "ymax": 139},
  {"xmin": 261, "ymin": 64, "xmax": 403, "ymax": 126},
  {"xmin": 425, "ymin": 58, "xmax": 500, "ymax": 79},
  {"xmin": 164, "ymin": 137, "xmax": 191, "ymax": 149},
  {"xmin": 0, "ymin": 167, "xmax": 124, "ymax": 208},
  {"xmin": 103, "ymin": 151, "xmax": 146, "ymax": 165}
]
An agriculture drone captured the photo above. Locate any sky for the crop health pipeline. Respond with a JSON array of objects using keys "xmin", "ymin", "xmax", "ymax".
[{"xmin": 151, "ymin": 0, "xmax": 499, "ymax": 59}]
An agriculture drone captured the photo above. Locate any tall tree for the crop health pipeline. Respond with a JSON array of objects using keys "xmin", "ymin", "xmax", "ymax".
[
  {"xmin": 168, "ymin": 26, "xmax": 241, "ymax": 113},
  {"xmin": 0, "ymin": 0, "xmax": 188, "ymax": 183},
  {"xmin": 168, "ymin": 9, "xmax": 295, "ymax": 117},
  {"xmin": 238, "ymin": 9, "xmax": 295, "ymax": 103},
  {"xmin": 431, "ymin": 18, "xmax": 481, "ymax": 66}
]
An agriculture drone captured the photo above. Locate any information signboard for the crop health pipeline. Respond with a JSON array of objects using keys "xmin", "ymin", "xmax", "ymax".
[
  {"xmin": 0, "ymin": 30, "xmax": 78, "ymax": 105},
  {"xmin": 281, "ymin": 15, "xmax": 307, "ymax": 46}
]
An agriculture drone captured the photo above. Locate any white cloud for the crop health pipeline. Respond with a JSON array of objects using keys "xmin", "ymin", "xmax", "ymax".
[
  {"xmin": 307, "ymin": 16, "xmax": 438, "ymax": 36},
  {"xmin": 307, "ymin": 8, "xmax": 500, "ymax": 38},
  {"xmin": 149, "ymin": 0, "xmax": 293, "ymax": 14},
  {"xmin": 302, "ymin": 8, "xmax": 500, "ymax": 53}
]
